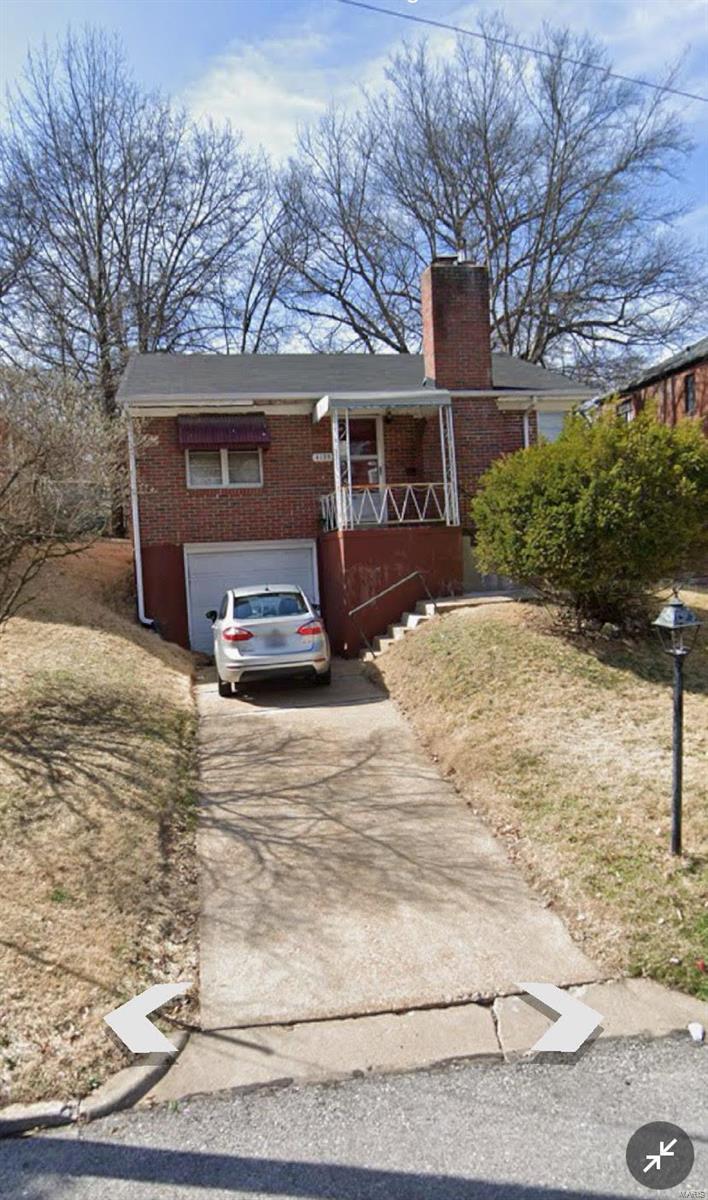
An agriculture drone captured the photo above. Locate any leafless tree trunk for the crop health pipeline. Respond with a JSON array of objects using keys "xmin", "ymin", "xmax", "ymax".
[
  {"xmin": 277, "ymin": 109, "xmax": 421, "ymax": 353},
  {"xmin": 208, "ymin": 173, "xmax": 299, "ymax": 353}
]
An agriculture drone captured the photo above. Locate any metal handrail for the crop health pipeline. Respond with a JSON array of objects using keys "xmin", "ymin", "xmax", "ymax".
[
  {"xmin": 348, "ymin": 570, "xmax": 438, "ymax": 656},
  {"xmin": 348, "ymin": 570, "xmax": 437, "ymax": 617}
]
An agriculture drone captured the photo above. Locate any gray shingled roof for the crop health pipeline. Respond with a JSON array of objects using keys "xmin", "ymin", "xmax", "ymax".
[
  {"xmin": 118, "ymin": 351, "xmax": 591, "ymax": 404},
  {"xmin": 618, "ymin": 335, "xmax": 708, "ymax": 394}
]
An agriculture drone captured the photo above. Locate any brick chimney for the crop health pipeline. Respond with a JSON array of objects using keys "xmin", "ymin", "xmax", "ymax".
[{"xmin": 421, "ymin": 256, "xmax": 492, "ymax": 390}]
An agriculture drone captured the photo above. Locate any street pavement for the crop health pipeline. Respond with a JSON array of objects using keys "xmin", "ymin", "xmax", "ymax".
[{"xmin": 1, "ymin": 1035, "xmax": 704, "ymax": 1199}]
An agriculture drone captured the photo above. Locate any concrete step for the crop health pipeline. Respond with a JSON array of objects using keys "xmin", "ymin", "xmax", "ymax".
[
  {"xmin": 414, "ymin": 591, "xmax": 520, "ymax": 618},
  {"xmin": 415, "ymin": 599, "xmax": 438, "ymax": 617},
  {"xmin": 400, "ymin": 611, "xmax": 430, "ymax": 630},
  {"xmin": 364, "ymin": 590, "xmax": 527, "ymax": 660},
  {"xmin": 435, "ymin": 592, "xmax": 516, "ymax": 612}
]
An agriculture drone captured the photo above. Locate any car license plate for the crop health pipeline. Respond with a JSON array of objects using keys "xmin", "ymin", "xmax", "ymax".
[{"xmin": 266, "ymin": 631, "xmax": 285, "ymax": 647}]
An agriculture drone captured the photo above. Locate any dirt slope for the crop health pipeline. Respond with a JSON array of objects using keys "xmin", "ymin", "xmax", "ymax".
[
  {"xmin": 375, "ymin": 595, "xmax": 708, "ymax": 1001},
  {"xmin": 0, "ymin": 541, "xmax": 198, "ymax": 1105}
]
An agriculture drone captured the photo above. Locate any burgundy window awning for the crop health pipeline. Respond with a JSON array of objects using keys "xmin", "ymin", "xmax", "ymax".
[{"xmin": 177, "ymin": 415, "xmax": 271, "ymax": 450}]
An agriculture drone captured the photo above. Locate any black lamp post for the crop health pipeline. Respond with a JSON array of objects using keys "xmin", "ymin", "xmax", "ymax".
[{"xmin": 652, "ymin": 591, "xmax": 702, "ymax": 856}]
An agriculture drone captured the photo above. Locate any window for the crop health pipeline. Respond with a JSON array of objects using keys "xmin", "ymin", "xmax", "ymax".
[
  {"xmin": 684, "ymin": 374, "xmax": 696, "ymax": 416},
  {"xmin": 536, "ymin": 411, "xmax": 566, "ymax": 442},
  {"xmin": 227, "ymin": 450, "xmax": 261, "ymax": 484},
  {"xmin": 617, "ymin": 400, "xmax": 635, "ymax": 423},
  {"xmin": 218, "ymin": 593, "xmax": 229, "ymax": 620},
  {"xmin": 232, "ymin": 591, "xmax": 308, "ymax": 620},
  {"xmin": 186, "ymin": 448, "xmax": 262, "ymax": 488}
]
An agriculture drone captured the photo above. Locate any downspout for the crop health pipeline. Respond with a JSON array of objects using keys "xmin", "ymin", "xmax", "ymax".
[
  {"xmin": 522, "ymin": 405, "xmax": 532, "ymax": 449},
  {"xmin": 127, "ymin": 414, "xmax": 155, "ymax": 628}
]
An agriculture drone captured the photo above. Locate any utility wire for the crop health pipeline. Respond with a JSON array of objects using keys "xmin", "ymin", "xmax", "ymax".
[{"xmin": 334, "ymin": 0, "xmax": 708, "ymax": 104}]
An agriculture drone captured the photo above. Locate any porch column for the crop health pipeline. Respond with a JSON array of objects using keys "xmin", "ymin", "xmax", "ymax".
[
  {"xmin": 439, "ymin": 403, "xmax": 460, "ymax": 526},
  {"xmin": 343, "ymin": 409, "xmax": 353, "ymax": 528},
  {"xmin": 330, "ymin": 407, "xmax": 354, "ymax": 530},
  {"xmin": 331, "ymin": 408, "xmax": 345, "ymax": 530},
  {"xmin": 438, "ymin": 404, "xmax": 451, "ymax": 524}
]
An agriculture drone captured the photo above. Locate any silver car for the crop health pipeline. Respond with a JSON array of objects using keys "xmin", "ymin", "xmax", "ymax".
[{"xmin": 206, "ymin": 584, "xmax": 332, "ymax": 697}]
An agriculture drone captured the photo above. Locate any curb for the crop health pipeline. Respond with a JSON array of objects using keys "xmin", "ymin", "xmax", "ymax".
[{"xmin": 0, "ymin": 1031, "xmax": 190, "ymax": 1138}]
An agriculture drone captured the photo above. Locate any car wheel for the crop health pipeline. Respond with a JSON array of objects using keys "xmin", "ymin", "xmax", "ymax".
[
  {"xmin": 217, "ymin": 675, "xmax": 232, "ymax": 697},
  {"xmin": 315, "ymin": 667, "xmax": 332, "ymax": 686}
]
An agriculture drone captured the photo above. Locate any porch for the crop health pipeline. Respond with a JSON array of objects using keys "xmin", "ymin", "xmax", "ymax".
[{"xmin": 314, "ymin": 390, "xmax": 460, "ymax": 532}]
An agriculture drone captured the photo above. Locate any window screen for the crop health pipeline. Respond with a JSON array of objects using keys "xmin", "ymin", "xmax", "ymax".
[
  {"xmin": 339, "ymin": 418, "xmax": 378, "ymax": 457},
  {"xmin": 227, "ymin": 450, "xmax": 261, "ymax": 484},
  {"xmin": 188, "ymin": 451, "xmax": 222, "ymax": 487}
]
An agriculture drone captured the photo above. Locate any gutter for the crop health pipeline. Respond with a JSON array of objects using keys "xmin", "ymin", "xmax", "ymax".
[{"xmin": 127, "ymin": 415, "xmax": 155, "ymax": 629}]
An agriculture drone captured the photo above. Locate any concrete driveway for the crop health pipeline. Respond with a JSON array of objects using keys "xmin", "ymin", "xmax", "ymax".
[{"xmin": 193, "ymin": 659, "xmax": 600, "ymax": 1034}]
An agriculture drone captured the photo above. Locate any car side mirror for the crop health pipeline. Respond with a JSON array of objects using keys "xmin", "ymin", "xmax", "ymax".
[{"xmin": 205, "ymin": 610, "xmax": 217, "ymax": 622}]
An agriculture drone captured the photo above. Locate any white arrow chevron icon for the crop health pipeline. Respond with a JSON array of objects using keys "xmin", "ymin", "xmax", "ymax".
[
  {"xmin": 644, "ymin": 1138, "xmax": 677, "ymax": 1172},
  {"xmin": 104, "ymin": 982, "xmax": 191, "ymax": 1054},
  {"xmin": 518, "ymin": 982, "xmax": 603, "ymax": 1054}
]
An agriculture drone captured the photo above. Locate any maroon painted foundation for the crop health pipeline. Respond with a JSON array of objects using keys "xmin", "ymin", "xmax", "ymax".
[
  {"xmin": 318, "ymin": 525, "xmax": 463, "ymax": 656},
  {"xmin": 139, "ymin": 527, "xmax": 462, "ymax": 656},
  {"xmin": 140, "ymin": 543, "xmax": 189, "ymax": 647}
]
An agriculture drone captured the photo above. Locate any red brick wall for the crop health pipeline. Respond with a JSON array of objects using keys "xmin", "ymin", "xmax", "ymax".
[
  {"xmin": 421, "ymin": 259, "xmax": 492, "ymax": 390},
  {"xmin": 380, "ymin": 415, "xmax": 423, "ymax": 481},
  {"xmin": 135, "ymin": 403, "xmax": 523, "ymax": 566},
  {"xmin": 623, "ymin": 361, "xmax": 708, "ymax": 433},
  {"xmin": 451, "ymin": 398, "xmax": 526, "ymax": 529},
  {"xmin": 134, "ymin": 397, "xmax": 526, "ymax": 646},
  {"xmin": 137, "ymin": 414, "xmax": 333, "ymax": 546}
]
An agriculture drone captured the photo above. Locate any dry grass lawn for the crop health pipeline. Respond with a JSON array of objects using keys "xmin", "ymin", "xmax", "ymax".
[
  {"xmin": 0, "ymin": 541, "xmax": 198, "ymax": 1106},
  {"xmin": 376, "ymin": 592, "xmax": 708, "ymax": 1001}
]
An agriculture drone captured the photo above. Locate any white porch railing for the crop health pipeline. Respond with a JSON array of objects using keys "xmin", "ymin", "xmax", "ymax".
[{"xmin": 320, "ymin": 482, "xmax": 450, "ymax": 532}]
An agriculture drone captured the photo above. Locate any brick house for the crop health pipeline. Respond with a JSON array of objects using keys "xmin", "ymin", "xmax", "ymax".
[
  {"xmin": 604, "ymin": 336, "xmax": 708, "ymax": 429},
  {"xmin": 119, "ymin": 257, "xmax": 592, "ymax": 656}
]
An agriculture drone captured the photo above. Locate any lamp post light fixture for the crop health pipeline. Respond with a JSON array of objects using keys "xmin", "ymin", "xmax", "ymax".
[{"xmin": 652, "ymin": 591, "xmax": 702, "ymax": 856}]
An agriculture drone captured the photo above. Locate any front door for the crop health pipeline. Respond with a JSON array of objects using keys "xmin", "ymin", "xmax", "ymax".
[{"xmin": 339, "ymin": 417, "xmax": 385, "ymax": 524}]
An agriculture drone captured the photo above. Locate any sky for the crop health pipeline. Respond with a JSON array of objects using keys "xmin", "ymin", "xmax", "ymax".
[{"xmin": 1, "ymin": 0, "xmax": 707, "ymax": 241}]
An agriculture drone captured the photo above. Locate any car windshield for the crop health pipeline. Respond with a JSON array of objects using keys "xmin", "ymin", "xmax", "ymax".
[{"xmin": 231, "ymin": 591, "xmax": 308, "ymax": 620}]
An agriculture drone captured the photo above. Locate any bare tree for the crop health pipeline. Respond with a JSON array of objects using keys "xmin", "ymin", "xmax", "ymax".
[
  {"xmin": 209, "ymin": 173, "xmax": 299, "ymax": 353},
  {"xmin": 0, "ymin": 367, "xmax": 127, "ymax": 629},
  {"xmin": 278, "ymin": 18, "xmax": 707, "ymax": 381},
  {"xmin": 0, "ymin": 29, "xmax": 274, "ymax": 412},
  {"xmin": 277, "ymin": 108, "xmax": 421, "ymax": 352}
]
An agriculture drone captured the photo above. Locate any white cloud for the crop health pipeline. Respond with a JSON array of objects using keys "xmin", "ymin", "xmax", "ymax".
[
  {"xmin": 184, "ymin": 31, "xmax": 328, "ymax": 157},
  {"xmin": 183, "ymin": 0, "xmax": 708, "ymax": 156},
  {"xmin": 182, "ymin": 16, "xmax": 391, "ymax": 159}
]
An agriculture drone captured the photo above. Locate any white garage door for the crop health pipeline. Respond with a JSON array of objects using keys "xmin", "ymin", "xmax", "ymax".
[{"xmin": 185, "ymin": 540, "xmax": 319, "ymax": 654}]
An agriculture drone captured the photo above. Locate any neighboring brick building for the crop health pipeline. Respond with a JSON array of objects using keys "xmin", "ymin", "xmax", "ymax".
[
  {"xmin": 118, "ymin": 257, "xmax": 592, "ymax": 655},
  {"xmin": 606, "ymin": 336, "xmax": 708, "ymax": 430}
]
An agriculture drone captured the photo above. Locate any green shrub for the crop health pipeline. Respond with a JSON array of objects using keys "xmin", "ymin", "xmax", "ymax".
[{"xmin": 471, "ymin": 413, "xmax": 708, "ymax": 626}]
